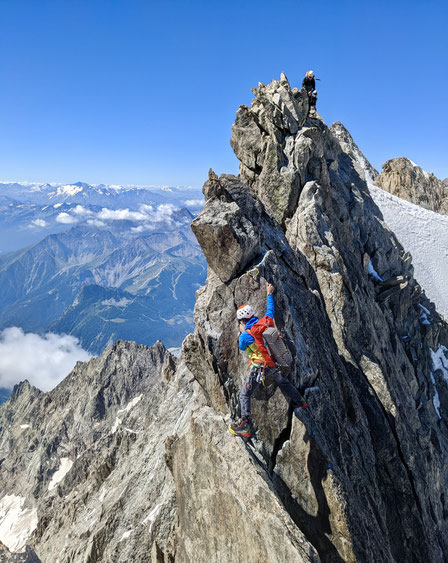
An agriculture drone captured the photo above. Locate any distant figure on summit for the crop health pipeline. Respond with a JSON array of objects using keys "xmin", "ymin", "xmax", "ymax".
[
  {"xmin": 302, "ymin": 70, "xmax": 318, "ymax": 113},
  {"xmin": 229, "ymin": 283, "xmax": 306, "ymax": 439},
  {"xmin": 302, "ymin": 69, "xmax": 316, "ymax": 93}
]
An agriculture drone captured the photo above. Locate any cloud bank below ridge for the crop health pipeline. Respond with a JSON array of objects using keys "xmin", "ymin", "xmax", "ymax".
[{"xmin": 0, "ymin": 327, "xmax": 92, "ymax": 392}]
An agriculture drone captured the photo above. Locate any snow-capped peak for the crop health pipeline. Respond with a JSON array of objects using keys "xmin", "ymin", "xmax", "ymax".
[{"xmin": 56, "ymin": 185, "xmax": 84, "ymax": 198}]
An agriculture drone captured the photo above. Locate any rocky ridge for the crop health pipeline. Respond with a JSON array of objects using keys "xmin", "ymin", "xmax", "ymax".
[
  {"xmin": 1, "ymin": 74, "xmax": 448, "ymax": 562},
  {"xmin": 376, "ymin": 157, "xmax": 448, "ymax": 214},
  {"xmin": 329, "ymin": 122, "xmax": 379, "ymax": 184}
]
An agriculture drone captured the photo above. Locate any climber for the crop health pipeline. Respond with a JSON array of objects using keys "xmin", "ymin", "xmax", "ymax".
[
  {"xmin": 229, "ymin": 283, "xmax": 306, "ymax": 439},
  {"xmin": 302, "ymin": 69, "xmax": 317, "ymax": 93},
  {"xmin": 302, "ymin": 70, "xmax": 318, "ymax": 112}
]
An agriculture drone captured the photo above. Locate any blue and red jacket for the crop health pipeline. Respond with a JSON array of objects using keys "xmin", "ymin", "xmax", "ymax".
[{"xmin": 239, "ymin": 295, "xmax": 276, "ymax": 367}]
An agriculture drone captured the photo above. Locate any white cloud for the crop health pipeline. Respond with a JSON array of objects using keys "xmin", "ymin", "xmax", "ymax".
[
  {"xmin": 184, "ymin": 199, "xmax": 204, "ymax": 208},
  {"xmin": 30, "ymin": 219, "xmax": 47, "ymax": 228},
  {"xmin": 130, "ymin": 225, "xmax": 146, "ymax": 233},
  {"xmin": 56, "ymin": 212, "xmax": 78, "ymax": 224},
  {"xmin": 97, "ymin": 207, "xmax": 148, "ymax": 222},
  {"xmin": 87, "ymin": 218, "xmax": 106, "ymax": 227},
  {"xmin": 151, "ymin": 203, "xmax": 176, "ymax": 222},
  {"xmin": 72, "ymin": 205, "xmax": 93, "ymax": 216},
  {"xmin": 50, "ymin": 203, "xmax": 182, "ymax": 231},
  {"xmin": 0, "ymin": 327, "xmax": 91, "ymax": 391},
  {"xmin": 95, "ymin": 203, "xmax": 178, "ymax": 231}
]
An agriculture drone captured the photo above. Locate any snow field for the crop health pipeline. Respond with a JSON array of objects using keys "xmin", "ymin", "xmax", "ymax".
[
  {"xmin": 0, "ymin": 495, "xmax": 38, "ymax": 552},
  {"xmin": 369, "ymin": 185, "xmax": 448, "ymax": 319}
]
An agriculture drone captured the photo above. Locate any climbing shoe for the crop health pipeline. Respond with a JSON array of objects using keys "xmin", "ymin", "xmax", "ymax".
[{"xmin": 229, "ymin": 418, "xmax": 252, "ymax": 438}]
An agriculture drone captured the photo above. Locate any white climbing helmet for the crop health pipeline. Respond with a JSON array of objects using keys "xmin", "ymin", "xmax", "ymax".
[
  {"xmin": 237, "ymin": 304, "xmax": 255, "ymax": 320},
  {"xmin": 306, "ymin": 70, "xmax": 314, "ymax": 78}
]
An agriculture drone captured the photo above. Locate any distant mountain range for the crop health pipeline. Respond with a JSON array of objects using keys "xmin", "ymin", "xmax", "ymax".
[
  {"xmin": 0, "ymin": 181, "xmax": 204, "ymax": 254},
  {"xmin": 0, "ymin": 181, "xmax": 206, "ymax": 356},
  {"xmin": 0, "ymin": 181, "xmax": 203, "ymax": 208}
]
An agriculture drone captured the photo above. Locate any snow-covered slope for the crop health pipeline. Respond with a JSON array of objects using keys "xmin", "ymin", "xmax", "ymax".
[
  {"xmin": 369, "ymin": 184, "xmax": 448, "ymax": 318},
  {"xmin": 330, "ymin": 122, "xmax": 448, "ymax": 320}
]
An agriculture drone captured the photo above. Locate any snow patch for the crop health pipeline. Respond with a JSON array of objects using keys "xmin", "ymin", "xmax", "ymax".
[
  {"xmin": 431, "ymin": 346, "xmax": 448, "ymax": 383},
  {"xmin": 0, "ymin": 495, "xmax": 38, "ymax": 552},
  {"xmin": 19, "ymin": 424, "xmax": 30, "ymax": 430},
  {"xmin": 430, "ymin": 372, "xmax": 441, "ymax": 418},
  {"xmin": 101, "ymin": 297, "xmax": 132, "ymax": 308},
  {"xmin": 430, "ymin": 346, "xmax": 448, "ymax": 419},
  {"xmin": 142, "ymin": 502, "xmax": 163, "ymax": 532},
  {"xmin": 56, "ymin": 184, "xmax": 84, "ymax": 197},
  {"xmin": 119, "ymin": 529, "xmax": 133, "ymax": 542},
  {"xmin": 418, "ymin": 303, "xmax": 431, "ymax": 315},
  {"xmin": 48, "ymin": 458, "xmax": 73, "ymax": 491},
  {"xmin": 368, "ymin": 259, "xmax": 384, "ymax": 282},
  {"xmin": 418, "ymin": 303, "xmax": 432, "ymax": 325},
  {"xmin": 117, "ymin": 394, "xmax": 143, "ymax": 416},
  {"xmin": 420, "ymin": 313, "xmax": 431, "ymax": 326},
  {"xmin": 111, "ymin": 417, "xmax": 122, "ymax": 434}
]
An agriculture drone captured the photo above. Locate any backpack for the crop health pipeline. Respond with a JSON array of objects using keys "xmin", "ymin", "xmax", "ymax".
[
  {"xmin": 262, "ymin": 327, "xmax": 293, "ymax": 367},
  {"xmin": 247, "ymin": 316, "xmax": 293, "ymax": 367}
]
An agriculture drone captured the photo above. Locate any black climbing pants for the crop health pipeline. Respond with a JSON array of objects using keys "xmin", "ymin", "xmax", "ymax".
[{"xmin": 239, "ymin": 364, "xmax": 301, "ymax": 419}]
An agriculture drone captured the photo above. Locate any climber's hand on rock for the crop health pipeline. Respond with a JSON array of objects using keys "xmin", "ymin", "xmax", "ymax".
[{"xmin": 266, "ymin": 283, "xmax": 275, "ymax": 295}]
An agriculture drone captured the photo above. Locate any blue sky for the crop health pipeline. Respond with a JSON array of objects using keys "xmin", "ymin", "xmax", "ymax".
[{"xmin": 0, "ymin": 0, "xmax": 447, "ymax": 186}]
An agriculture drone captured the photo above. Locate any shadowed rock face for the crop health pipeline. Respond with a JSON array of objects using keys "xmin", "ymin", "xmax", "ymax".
[
  {"xmin": 376, "ymin": 157, "xmax": 448, "ymax": 214},
  {"xmin": 329, "ymin": 121, "xmax": 379, "ymax": 184},
  {"xmin": 1, "ymin": 75, "xmax": 448, "ymax": 563}
]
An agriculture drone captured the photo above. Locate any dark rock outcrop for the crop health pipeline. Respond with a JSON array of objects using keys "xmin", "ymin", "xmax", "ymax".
[{"xmin": 1, "ymin": 74, "xmax": 448, "ymax": 562}]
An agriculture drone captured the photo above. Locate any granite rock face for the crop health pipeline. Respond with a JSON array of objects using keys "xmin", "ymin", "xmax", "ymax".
[
  {"xmin": 1, "ymin": 74, "xmax": 448, "ymax": 562},
  {"xmin": 0, "ymin": 340, "xmax": 194, "ymax": 562},
  {"xmin": 230, "ymin": 73, "xmax": 316, "ymax": 225},
  {"xmin": 376, "ymin": 157, "xmax": 448, "ymax": 214},
  {"xmin": 329, "ymin": 121, "xmax": 379, "ymax": 184}
]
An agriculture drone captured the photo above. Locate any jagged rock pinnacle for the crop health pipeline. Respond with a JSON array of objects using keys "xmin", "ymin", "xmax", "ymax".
[{"xmin": 230, "ymin": 73, "xmax": 313, "ymax": 225}]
